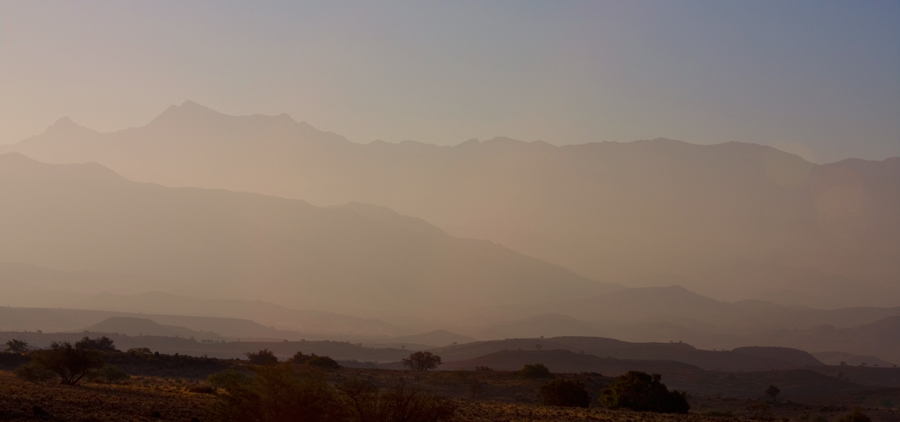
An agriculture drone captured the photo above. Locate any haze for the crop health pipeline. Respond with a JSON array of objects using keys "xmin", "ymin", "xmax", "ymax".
[{"xmin": 1, "ymin": 0, "xmax": 900, "ymax": 388}]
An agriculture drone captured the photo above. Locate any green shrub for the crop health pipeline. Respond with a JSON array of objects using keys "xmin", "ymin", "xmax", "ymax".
[
  {"xmin": 518, "ymin": 363, "xmax": 552, "ymax": 379},
  {"xmin": 540, "ymin": 379, "xmax": 590, "ymax": 408},
  {"xmin": 599, "ymin": 371, "xmax": 689, "ymax": 414},
  {"xmin": 13, "ymin": 362, "xmax": 57, "ymax": 383}
]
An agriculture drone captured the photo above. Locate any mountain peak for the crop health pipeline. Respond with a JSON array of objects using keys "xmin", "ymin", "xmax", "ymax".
[{"xmin": 43, "ymin": 116, "xmax": 96, "ymax": 135}]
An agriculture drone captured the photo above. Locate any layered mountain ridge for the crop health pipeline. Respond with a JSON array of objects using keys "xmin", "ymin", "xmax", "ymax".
[{"xmin": 4, "ymin": 102, "xmax": 897, "ymax": 307}]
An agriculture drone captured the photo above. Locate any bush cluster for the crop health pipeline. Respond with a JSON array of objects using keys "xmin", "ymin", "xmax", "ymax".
[
  {"xmin": 539, "ymin": 379, "xmax": 590, "ymax": 408},
  {"xmin": 518, "ymin": 363, "xmax": 552, "ymax": 379},
  {"xmin": 599, "ymin": 371, "xmax": 689, "ymax": 414}
]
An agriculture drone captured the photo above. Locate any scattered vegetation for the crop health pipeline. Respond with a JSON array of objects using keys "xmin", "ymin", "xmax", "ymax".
[
  {"xmin": 539, "ymin": 379, "xmax": 590, "ymax": 408},
  {"xmin": 518, "ymin": 363, "xmax": 552, "ymax": 379},
  {"xmin": 208, "ymin": 363, "xmax": 456, "ymax": 422},
  {"xmin": 599, "ymin": 371, "xmax": 690, "ymax": 414},
  {"xmin": 402, "ymin": 351, "xmax": 443, "ymax": 371}
]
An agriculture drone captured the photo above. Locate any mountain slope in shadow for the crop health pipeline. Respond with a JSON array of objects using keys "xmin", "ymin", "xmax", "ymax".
[{"xmin": 0, "ymin": 153, "xmax": 616, "ymax": 318}]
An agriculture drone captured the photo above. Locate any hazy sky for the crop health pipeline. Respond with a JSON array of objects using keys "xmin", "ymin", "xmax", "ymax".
[{"xmin": 1, "ymin": 1, "xmax": 898, "ymax": 163}]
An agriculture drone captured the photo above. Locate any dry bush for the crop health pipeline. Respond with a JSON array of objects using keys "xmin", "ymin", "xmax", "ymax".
[
  {"xmin": 208, "ymin": 363, "xmax": 345, "ymax": 422},
  {"xmin": 539, "ymin": 379, "xmax": 590, "ymax": 408},
  {"xmin": 518, "ymin": 363, "xmax": 552, "ymax": 379},
  {"xmin": 599, "ymin": 371, "xmax": 689, "ymax": 414},
  {"xmin": 339, "ymin": 377, "xmax": 457, "ymax": 422}
]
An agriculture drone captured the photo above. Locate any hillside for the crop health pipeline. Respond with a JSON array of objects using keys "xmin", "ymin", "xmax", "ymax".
[
  {"xmin": 5, "ymin": 102, "xmax": 898, "ymax": 307},
  {"xmin": 0, "ymin": 153, "xmax": 615, "ymax": 318},
  {"xmin": 429, "ymin": 336, "xmax": 823, "ymax": 372}
]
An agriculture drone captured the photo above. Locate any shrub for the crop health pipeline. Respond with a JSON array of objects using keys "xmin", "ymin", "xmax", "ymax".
[
  {"xmin": 208, "ymin": 363, "xmax": 346, "ymax": 422},
  {"xmin": 5, "ymin": 339, "xmax": 29, "ymax": 354},
  {"xmin": 836, "ymin": 407, "xmax": 871, "ymax": 422},
  {"xmin": 306, "ymin": 355, "xmax": 341, "ymax": 371},
  {"xmin": 76, "ymin": 336, "xmax": 116, "ymax": 352},
  {"xmin": 30, "ymin": 341, "xmax": 105, "ymax": 385},
  {"xmin": 88, "ymin": 365, "xmax": 130, "ymax": 383},
  {"xmin": 208, "ymin": 368, "xmax": 252, "ymax": 390},
  {"xmin": 14, "ymin": 362, "xmax": 57, "ymax": 383},
  {"xmin": 291, "ymin": 351, "xmax": 312, "ymax": 365},
  {"xmin": 599, "ymin": 371, "xmax": 689, "ymax": 414},
  {"xmin": 402, "ymin": 351, "xmax": 442, "ymax": 371},
  {"xmin": 540, "ymin": 379, "xmax": 591, "ymax": 408},
  {"xmin": 246, "ymin": 349, "xmax": 279, "ymax": 366},
  {"xmin": 518, "ymin": 363, "xmax": 552, "ymax": 379},
  {"xmin": 340, "ymin": 378, "xmax": 458, "ymax": 422}
]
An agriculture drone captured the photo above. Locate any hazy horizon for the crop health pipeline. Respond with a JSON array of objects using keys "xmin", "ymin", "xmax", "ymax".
[{"xmin": 2, "ymin": 1, "xmax": 898, "ymax": 163}]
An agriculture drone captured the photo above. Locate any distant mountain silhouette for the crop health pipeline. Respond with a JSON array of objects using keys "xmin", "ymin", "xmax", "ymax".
[
  {"xmin": 0, "ymin": 307, "xmax": 302, "ymax": 340},
  {"xmin": 5, "ymin": 102, "xmax": 897, "ymax": 307},
  {"xmin": 84, "ymin": 317, "xmax": 224, "ymax": 341},
  {"xmin": 71, "ymin": 291, "xmax": 404, "ymax": 336},
  {"xmin": 0, "ymin": 153, "xmax": 616, "ymax": 318},
  {"xmin": 812, "ymin": 351, "xmax": 897, "ymax": 367}
]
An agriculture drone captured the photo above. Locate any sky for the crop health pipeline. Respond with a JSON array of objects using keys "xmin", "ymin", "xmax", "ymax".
[{"xmin": 1, "ymin": 0, "xmax": 898, "ymax": 163}]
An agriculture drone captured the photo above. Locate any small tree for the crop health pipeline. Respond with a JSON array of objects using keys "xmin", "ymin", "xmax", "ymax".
[
  {"xmin": 600, "ymin": 371, "xmax": 689, "ymax": 414},
  {"xmin": 540, "ymin": 379, "xmax": 591, "ymax": 407},
  {"xmin": 765, "ymin": 385, "xmax": 781, "ymax": 402},
  {"xmin": 5, "ymin": 339, "xmax": 29, "ymax": 354},
  {"xmin": 518, "ymin": 363, "xmax": 552, "ymax": 379},
  {"xmin": 402, "ymin": 351, "xmax": 442, "ymax": 371},
  {"xmin": 30, "ymin": 341, "xmax": 104, "ymax": 385},
  {"xmin": 246, "ymin": 349, "xmax": 279, "ymax": 366}
]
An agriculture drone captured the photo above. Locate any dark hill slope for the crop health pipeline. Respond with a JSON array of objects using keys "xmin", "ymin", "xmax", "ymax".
[{"xmin": 430, "ymin": 336, "xmax": 823, "ymax": 372}]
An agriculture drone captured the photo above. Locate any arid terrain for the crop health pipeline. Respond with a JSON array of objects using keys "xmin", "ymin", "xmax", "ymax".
[{"xmin": 2, "ymin": 350, "xmax": 899, "ymax": 422}]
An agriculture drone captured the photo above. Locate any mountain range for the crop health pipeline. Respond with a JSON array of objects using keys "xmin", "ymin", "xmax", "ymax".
[{"xmin": 3, "ymin": 101, "xmax": 897, "ymax": 307}]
